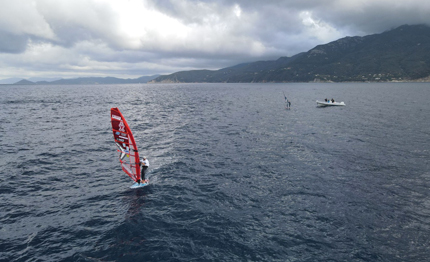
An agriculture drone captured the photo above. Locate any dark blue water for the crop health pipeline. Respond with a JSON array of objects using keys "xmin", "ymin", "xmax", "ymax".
[{"xmin": 1, "ymin": 83, "xmax": 429, "ymax": 262}]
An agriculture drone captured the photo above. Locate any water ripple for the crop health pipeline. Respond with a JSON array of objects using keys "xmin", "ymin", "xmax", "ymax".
[{"xmin": 1, "ymin": 83, "xmax": 430, "ymax": 261}]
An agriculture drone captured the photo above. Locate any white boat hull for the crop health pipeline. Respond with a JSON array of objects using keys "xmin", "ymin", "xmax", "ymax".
[{"xmin": 316, "ymin": 100, "xmax": 345, "ymax": 107}]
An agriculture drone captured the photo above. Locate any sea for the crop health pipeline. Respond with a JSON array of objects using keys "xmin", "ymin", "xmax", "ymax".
[{"xmin": 1, "ymin": 82, "xmax": 429, "ymax": 262}]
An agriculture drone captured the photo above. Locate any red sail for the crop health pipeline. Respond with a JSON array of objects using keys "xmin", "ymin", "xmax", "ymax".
[{"xmin": 110, "ymin": 108, "xmax": 141, "ymax": 182}]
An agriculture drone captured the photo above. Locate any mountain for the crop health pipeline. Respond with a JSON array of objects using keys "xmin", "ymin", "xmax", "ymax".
[
  {"xmin": 28, "ymin": 77, "xmax": 62, "ymax": 82},
  {"xmin": 151, "ymin": 24, "xmax": 430, "ymax": 83},
  {"xmin": 47, "ymin": 76, "xmax": 154, "ymax": 85},
  {"xmin": 14, "ymin": 79, "xmax": 36, "ymax": 85},
  {"xmin": 0, "ymin": 78, "xmax": 24, "ymax": 84},
  {"xmin": 12, "ymin": 75, "xmax": 160, "ymax": 85},
  {"xmin": 151, "ymin": 54, "xmax": 304, "ymax": 83}
]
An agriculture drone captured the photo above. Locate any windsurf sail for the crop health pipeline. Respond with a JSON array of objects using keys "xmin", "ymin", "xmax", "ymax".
[{"xmin": 110, "ymin": 108, "xmax": 140, "ymax": 182}]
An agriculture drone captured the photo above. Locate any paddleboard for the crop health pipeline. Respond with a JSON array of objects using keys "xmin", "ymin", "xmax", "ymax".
[{"xmin": 130, "ymin": 180, "xmax": 149, "ymax": 189}]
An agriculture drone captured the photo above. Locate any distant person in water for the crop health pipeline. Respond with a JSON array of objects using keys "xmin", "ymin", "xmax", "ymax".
[{"xmin": 139, "ymin": 156, "xmax": 149, "ymax": 184}]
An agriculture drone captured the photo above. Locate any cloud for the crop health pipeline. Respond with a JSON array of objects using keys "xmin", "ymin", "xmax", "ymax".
[
  {"xmin": 305, "ymin": 0, "xmax": 430, "ymax": 35},
  {"xmin": 0, "ymin": 32, "xmax": 29, "ymax": 53},
  {"xmin": 0, "ymin": 0, "xmax": 56, "ymax": 38},
  {"xmin": 1, "ymin": 0, "xmax": 430, "ymax": 79}
]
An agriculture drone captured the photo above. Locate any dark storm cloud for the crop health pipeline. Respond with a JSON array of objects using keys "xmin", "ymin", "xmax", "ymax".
[{"xmin": 313, "ymin": 1, "xmax": 430, "ymax": 35}]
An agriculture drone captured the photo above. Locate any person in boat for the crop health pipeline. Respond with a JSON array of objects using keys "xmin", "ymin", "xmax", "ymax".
[
  {"xmin": 331, "ymin": 98, "xmax": 335, "ymax": 103},
  {"xmin": 324, "ymin": 98, "xmax": 328, "ymax": 102},
  {"xmin": 139, "ymin": 156, "xmax": 149, "ymax": 184}
]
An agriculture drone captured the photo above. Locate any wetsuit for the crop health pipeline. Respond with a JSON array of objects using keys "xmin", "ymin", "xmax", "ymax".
[{"xmin": 140, "ymin": 158, "xmax": 149, "ymax": 181}]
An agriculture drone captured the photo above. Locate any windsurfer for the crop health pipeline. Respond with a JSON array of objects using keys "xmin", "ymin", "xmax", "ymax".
[{"xmin": 139, "ymin": 156, "xmax": 149, "ymax": 183}]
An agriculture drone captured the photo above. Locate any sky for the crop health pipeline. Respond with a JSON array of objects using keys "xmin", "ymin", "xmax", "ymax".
[{"xmin": 1, "ymin": 0, "xmax": 430, "ymax": 81}]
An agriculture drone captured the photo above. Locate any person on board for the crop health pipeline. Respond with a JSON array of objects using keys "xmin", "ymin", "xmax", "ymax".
[
  {"xmin": 138, "ymin": 156, "xmax": 149, "ymax": 184},
  {"xmin": 331, "ymin": 98, "xmax": 335, "ymax": 103},
  {"xmin": 284, "ymin": 93, "xmax": 291, "ymax": 109}
]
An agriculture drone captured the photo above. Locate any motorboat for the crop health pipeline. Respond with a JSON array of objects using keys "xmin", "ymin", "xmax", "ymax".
[{"xmin": 316, "ymin": 100, "xmax": 345, "ymax": 107}]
